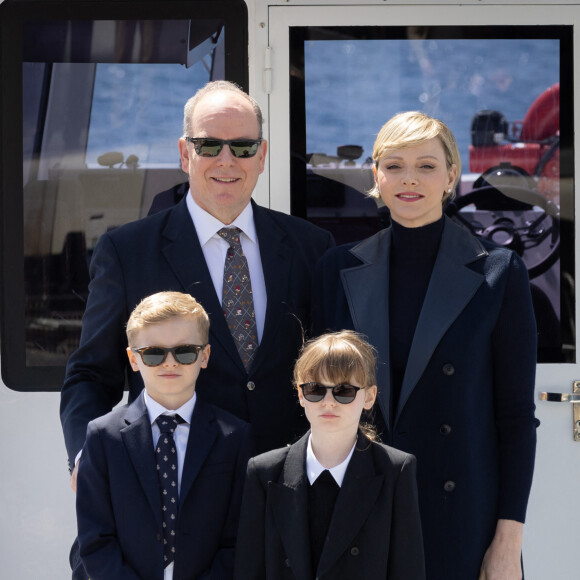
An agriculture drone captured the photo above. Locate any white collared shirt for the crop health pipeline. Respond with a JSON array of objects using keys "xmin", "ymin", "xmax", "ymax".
[
  {"xmin": 305, "ymin": 435, "xmax": 356, "ymax": 487},
  {"xmin": 186, "ymin": 193, "xmax": 267, "ymax": 342},
  {"xmin": 144, "ymin": 390, "xmax": 197, "ymax": 579}
]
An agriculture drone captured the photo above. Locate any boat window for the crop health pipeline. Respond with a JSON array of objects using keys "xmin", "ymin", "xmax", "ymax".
[
  {"xmin": 290, "ymin": 25, "xmax": 573, "ymax": 363},
  {"xmin": 0, "ymin": 1, "xmax": 248, "ymax": 390}
]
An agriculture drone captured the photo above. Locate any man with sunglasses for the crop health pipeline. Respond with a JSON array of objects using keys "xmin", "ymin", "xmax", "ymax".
[{"xmin": 61, "ymin": 80, "xmax": 334, "ymax": 495}]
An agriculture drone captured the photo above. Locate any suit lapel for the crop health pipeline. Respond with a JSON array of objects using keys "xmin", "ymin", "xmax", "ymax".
[
  {"xmin": 121, "ymin": 393, "xmax": 162, "ymax": 522},
  {"xmin": 160, "ymin": 199, "xmax": 242, "ymax": 369},
  {"xmin": 269, "ymin": 434, "xmax": 313, "ymax": 580},
  {"xmin": 317, "ymin": 437, "xmax": 383, "ymax": 578},
  {"xmin": 178, "ymin": 400, "xmax": 218, "ymax": 508},
  {"xmin": 341, "ymin": 229, "xmax": 392, "ymax": 428},
  {"xmin": 250, "ymin": 201, "xmax": 292, "ymax": 372},
  {"xmin": 397, "ymin": 218, "xmax": 488, "ymax": 420}
]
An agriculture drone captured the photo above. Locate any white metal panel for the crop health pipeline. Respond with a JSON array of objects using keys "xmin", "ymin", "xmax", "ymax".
[
  {"xmin": 0, "ymin": 385, "xmax": 77, "ymax": 579},
  {"xmin": 268, "ymin": 4, "xmax": 580, "ymax": 578}
]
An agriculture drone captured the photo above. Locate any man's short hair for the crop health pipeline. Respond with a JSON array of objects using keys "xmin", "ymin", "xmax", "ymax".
[{"xmin": 182, "ymin": 80, "xmax": 263, "ymax": 139}]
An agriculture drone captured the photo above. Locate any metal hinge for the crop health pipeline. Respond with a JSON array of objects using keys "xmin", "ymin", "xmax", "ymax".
[{"xmin": 263, "ymin": 46, "xmax": 272, "ymax": 94}]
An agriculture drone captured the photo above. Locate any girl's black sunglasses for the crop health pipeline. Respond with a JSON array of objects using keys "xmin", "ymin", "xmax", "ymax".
[
  {"xmin": 131, "ymin": 344, "xmax": 206, "ymax": 367},
  {"xmin": 299, "ymin": 382, "xmax": 363, "ymax": 404}
]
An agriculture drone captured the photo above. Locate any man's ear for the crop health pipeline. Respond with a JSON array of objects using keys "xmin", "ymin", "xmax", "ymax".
[
  {"xmin": 178, "ymin": 138, "xmax": 190, "ymax": 173},
  {"xmin": 127, "ymin": 347, "xmax": 140, "ymax": 372},
  {"xmin": 257, "ymin": 139, "xmax": 268, "ymax": 174}
]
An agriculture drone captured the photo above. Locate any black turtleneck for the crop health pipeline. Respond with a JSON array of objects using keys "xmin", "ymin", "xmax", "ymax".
[{"xmin": 389, "ymin": 216, "xmax": 445, "ymax": 416}]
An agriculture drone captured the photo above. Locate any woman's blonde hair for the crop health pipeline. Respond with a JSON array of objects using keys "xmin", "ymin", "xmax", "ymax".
[
  {"xmin": 369, "ymin": 111, "xmax": 461, "ymax": 203},
  {"xmin": 126, "ymin": 291, "xmax": 210, "ymax": 346},
  {"xmin": 294, "ymin": 330, "xmax": 379, "ymax": 440}
]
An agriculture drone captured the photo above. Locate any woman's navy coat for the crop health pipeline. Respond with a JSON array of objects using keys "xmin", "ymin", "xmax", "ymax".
[{"xmin": 312, "ymin": 217, "xmax": 539, "ymax": 579}]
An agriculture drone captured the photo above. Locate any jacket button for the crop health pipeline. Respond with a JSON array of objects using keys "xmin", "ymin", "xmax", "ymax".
[
  {"xmin": 443, "ymin": 480, "xmax": 456, "ymax": 492},
  {"xmin": 439, "ymin": 424, "xmax": 452, "ymax": 436},
  {"xmin": 246, "ymin": 381, "xmax": 256, "ymax": 391},
  {"xmin": 156, "ymin": 533, "xmax": 162, "ymax": 542},
  {"xmin": 442, "ymin": 363, "xmax": 455, "ymax": 376},
  {"xmin": 284, "ymin": 558, "xmax": 291, "ymax": 568},
  {"xmin": 350, "ymin": 547, "xmax": 360, "ymax": 557}
]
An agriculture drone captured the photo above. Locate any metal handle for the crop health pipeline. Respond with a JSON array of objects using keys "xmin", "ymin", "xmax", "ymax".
[
  {"xmin": 539, "ymin": 392, "xmax": 580, "ymax": 403},
  {"xmin": 539, "ymin": 382, "xmax": 580, "ymax": 441}
]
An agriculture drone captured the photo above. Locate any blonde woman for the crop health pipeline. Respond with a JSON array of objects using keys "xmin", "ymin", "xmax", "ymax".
[{"xmin": 312, "ymin": 112, "xmax": 538, "ymax": 580}]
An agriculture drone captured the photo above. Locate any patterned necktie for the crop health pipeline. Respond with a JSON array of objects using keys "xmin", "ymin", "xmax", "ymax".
[
  {"xmin": 155, "ymin": 414, "xmax": 184, "ymax": 568},
  {"xmin": 218, "ymin": 227, "xmax": 258, "ymax": 371}
]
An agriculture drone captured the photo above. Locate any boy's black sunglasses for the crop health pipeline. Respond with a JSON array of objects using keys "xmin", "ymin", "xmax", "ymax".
[
  {"xmin": 299, "ymin": 382, "xmax": 363, "ymax": 404},
  {"xmin": 131, "ymin": 344, "xmax": 206, "ymax": 367},
  {"xmin": 185, "ymin": 137, "xmax": 262, "ymax": 158}
]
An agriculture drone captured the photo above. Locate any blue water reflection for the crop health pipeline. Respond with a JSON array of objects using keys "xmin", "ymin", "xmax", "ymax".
[{"xmin": 304, "ymin": 38, "xmax": 560, "ymax": 171}]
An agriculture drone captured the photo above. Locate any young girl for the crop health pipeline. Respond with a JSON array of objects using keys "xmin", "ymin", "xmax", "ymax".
[{"xmin": 234, "ymin": 330, "xmax": 425, "ymax": 580}]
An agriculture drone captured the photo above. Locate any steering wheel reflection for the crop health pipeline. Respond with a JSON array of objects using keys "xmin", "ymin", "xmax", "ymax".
[{"xmin": 445, "ymin": 184, "xmax": 560, "ymax": 279}]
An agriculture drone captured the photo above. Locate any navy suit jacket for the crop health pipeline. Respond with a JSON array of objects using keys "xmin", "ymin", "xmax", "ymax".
[
  {"xmin": 76, "ymin": 393, "xmax": 253, "ymax": 580},
  {"xmin": 61, "ymin": 197, "xmax": 334, "ymax": 462},
  {"xmin": 235, "ymin": 431, "xmax": 425, "ymax": 580},
  {"xmin": 312, "ymin": 217, "xmax": 538, "ymax": 579},
  {"xmin": 147, "ymin": 182, "xmax": 188, "ymax": 215}
]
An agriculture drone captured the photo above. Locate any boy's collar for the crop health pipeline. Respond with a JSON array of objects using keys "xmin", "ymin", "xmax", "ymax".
[{"xmin": 144, "ymin": 389, "xmax": 196, "ymax": 424}]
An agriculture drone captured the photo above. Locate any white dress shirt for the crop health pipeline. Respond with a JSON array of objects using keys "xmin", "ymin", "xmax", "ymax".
[
  {"xmin": 305, "ymin": 435, "xmax": 356, "ymax": 487},
  {"xmin": 186, "ymin": 193, "xmax": 267, "ymax": 342},
  {"xmin": 144, "ymin": 390, "xmax": 197, "ymax": 580}
]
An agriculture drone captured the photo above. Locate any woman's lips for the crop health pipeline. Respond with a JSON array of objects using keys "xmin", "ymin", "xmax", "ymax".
[{"xmin": 396, "ymin": 192, "xmax": 423, "ymax": 200}]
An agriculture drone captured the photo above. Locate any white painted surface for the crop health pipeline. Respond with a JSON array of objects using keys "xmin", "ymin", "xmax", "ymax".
[
  {"xmin": 267, "ymin": 4, "xmax": 580, "ymax": 578},
  {"xmin": 0, "ymin": 385, "xmax": 76, "ymax": 579}
]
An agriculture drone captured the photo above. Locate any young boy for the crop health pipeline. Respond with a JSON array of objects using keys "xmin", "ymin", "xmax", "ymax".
[{"xmin": 76, "ymin": 291, "xmax": 253, "ymax": 580}]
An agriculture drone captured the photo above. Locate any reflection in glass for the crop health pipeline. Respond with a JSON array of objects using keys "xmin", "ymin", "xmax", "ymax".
[
  {"xmin": 22, "ymin": 19, "xmax": 224, "ymax": 366},
  {"xmin": 290, "ymin": 26, "xmax": 573, "ymax": 362}
]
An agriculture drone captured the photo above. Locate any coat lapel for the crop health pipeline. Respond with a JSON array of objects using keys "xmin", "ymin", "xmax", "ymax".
[
  {"xmin": 250, "ymin": 201, "xmax": 293, "ymax": 372},
  {"xmin": 340, "ymin": 220, "xmax": 489, "ymax": 428},
  {"xmin": 160, "ymin": 199, "xmax": 243, "ymax": 370},
  {"xmin": 269, "ymin": 433, "xmax": 313, "ymax": 580},
  {"xmin": 178, "ymin": 400, "xmax": 218, "ymax": 508},
  {"xmin": 316, "ymin": 437, "xmax": 383, "ymax": 578},
  {"xmin": 397, "ymin": 218, "xmax": 488, "ymax": 420},
  {"xmin": 121, "ymin": 393, "xmax": 162, "ymax": 523},
  {"xmin": 341, "ymin": 229, "xmax": 392, "ymax": 428}
]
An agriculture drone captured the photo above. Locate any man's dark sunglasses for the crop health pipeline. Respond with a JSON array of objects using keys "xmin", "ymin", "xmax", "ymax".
[
  {"xmin": 185, "ymin": 137, "xmax": 262, "ymax": 158},
  {"xmin": 299, "ymin": 382, "xmax": 363, "ymax": 404},
  {"xmin": 132, "ymin": 344, "xmax": 206, "ymax": 367}
]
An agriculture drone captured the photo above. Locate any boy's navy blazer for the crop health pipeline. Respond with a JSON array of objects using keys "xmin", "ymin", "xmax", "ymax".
[
  {"xmin": 76, "ymin": 391, "xmax": 254, "ymax": 580},
  {"xmin": 312, "ymin": 217, "xmax": 538, "ymax": 578},
  {"xmin": 235, "ymin": 431, "xmax": 425, "ymax": 580},
  {"xmin": 61, "ymin": 196, "xmax": 334, "ymax": 461}
]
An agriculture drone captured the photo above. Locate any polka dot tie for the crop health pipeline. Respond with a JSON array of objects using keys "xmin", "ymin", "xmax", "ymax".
[
  {"xmin": 218, "ymin": 227, "xmax": 258, "ymax": 371},
  {"xmin": 155, "ymin": 414, "xmax": 184, "ymax": 567}
]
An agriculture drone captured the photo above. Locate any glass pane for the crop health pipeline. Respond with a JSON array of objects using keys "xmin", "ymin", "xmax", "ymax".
[
  {"xmin": 22, "ymin": 19, "xmax": 224, "ymax": 367},
  {"xmin": 290, "ymin": 26, "xmax": 573, "ymax": 363}
]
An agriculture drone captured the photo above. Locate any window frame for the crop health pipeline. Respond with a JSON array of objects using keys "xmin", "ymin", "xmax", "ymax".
[{"xmin": 0, "ymin": 0, "xmax": 249, "ymax": 390}]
